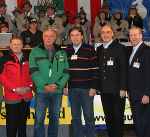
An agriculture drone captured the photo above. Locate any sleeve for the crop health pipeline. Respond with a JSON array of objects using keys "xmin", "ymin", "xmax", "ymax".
[
  {"xmin": 119, "ymin": 45, "xmax": 128, "ymax": 91},
  {"xmin": 29, "ymin": 49, "xmax": 48, "ymax": 89},
  {"xmin": 55, "ymin": 51, "xmax": 70, "ymax": 89},
  {"xmin": 144, "ymin": 48, "xmax": 150, "ymax": 96},
  {"xmin": 0, "ymin": 57, "xmax": 17, "ymax": 91},
  {"xmin": 90, "ymin": 48, "xmax": 99, "ymax": 89}
]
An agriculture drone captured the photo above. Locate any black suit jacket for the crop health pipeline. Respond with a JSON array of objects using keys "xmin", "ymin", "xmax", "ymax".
[
  {"xmin": 128, "ymin": 43, "xmax": 150, "ymax": 101},
  {"xmin": 97, "ymin": 41, "xmax": 128, "ymax": 94}
]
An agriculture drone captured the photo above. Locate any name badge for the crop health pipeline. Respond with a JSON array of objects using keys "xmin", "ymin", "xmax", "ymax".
[
  {"xmin": 107, "ymin": 57, "xmax": 113, "ymax": 66},
  {"xmin": 49, "ymin": 69, "xmax": 52, "ymax": 77},
  {"xmin": 133, "ymin": 62, "xmax": 140, "ymax": 68},
  {"xmin": 71, "ymin": 55, "xmax": 78, "ymax": 60}
]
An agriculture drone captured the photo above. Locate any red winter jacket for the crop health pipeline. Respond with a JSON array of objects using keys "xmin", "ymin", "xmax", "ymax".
[{"xmin": 0, "ymin": 51, "xmax": 32, "ymax": 101}]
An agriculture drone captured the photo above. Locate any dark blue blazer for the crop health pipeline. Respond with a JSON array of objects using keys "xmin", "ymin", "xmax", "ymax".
[{"xmin": 128, "ymin": 43, "xmax": 150, "ymax": 101}]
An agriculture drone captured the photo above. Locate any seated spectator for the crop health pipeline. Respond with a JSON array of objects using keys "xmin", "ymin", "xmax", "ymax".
[
  {"xmin": 21, "ymin": 18, "xmax": 43, "ymax": 48},
  {"xmin": 112, "ymin": 9, "xmax": 129, "ymax": 42},
  {"xmin": 0, "ymin": 21, "xmax": 9, "ymax": 33}
]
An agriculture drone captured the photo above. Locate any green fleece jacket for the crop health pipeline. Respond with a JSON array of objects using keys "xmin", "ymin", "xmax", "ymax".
[{"xmin": 29, "ymin": 43, "xmax": 70, "ymax": 93}]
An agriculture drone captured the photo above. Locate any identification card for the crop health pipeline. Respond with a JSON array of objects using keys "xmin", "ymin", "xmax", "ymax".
[
  {"xmin": 107, "ymin": 60, "xmax": 114, "ymax": 66},
  {"xmin": 71, "ymin": 54, "xmax": 78, "ymax": 60},
  {"xmin": 49, "ymin": 69, "xmax": 52, "ymax": 77},
  {"xmin": 133, "ymin": 62, "xmax": 140, "ymax": 68}
]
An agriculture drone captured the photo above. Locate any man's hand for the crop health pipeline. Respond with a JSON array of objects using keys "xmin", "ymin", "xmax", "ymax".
[
  {"xmin": 141, "ymin": 95, "xmax": 149, "ymax": 104},
  {"xmin": 49, "ymin": 84, "xmax": 58, "ymax": 92},
  {"xmin": 43, "ymin": 85, "xmax": 52, "ymax": 93},
  {"xmin": 63, "ymin": 88, "xmax": 68, "ymax": 96},
  {"xmin": 120, "ymin": 90, "xmax": 126, "ymax": 98},
  {"xmin": 89, "ymin": 88, "xmax": 96, "ymax": 97}
]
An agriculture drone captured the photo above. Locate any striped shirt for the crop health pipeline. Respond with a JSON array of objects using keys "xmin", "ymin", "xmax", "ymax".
[{"xmin": 65, "ymin": 43, "xmax": 99, "ymax": 89}]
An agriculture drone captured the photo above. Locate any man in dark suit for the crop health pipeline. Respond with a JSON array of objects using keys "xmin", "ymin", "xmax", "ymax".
[
  {"xmin": 128, "ymin": 26, "xmax": 150, "ymax": 137},
  {"xmin": 97, "ymin": 25, "xmax": 128, "ymax": 137}
]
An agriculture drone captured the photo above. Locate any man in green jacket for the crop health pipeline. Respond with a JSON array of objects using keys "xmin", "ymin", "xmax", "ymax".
[{"xmin": 29, "ymin": 27, "xmax": 70, "ymax": 137}]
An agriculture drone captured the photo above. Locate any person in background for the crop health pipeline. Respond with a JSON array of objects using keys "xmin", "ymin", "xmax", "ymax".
[
  {"xmin": 97, "ymin": 25, "xmax": 127, "ymax": 137},
  {"xmin": 128, "ymin": 26, "xmax": 150, "ymax": 137},
  {"xmin": 0, "ymin": 36, "xmax": 33, "ymax": 137},
  {"xmin": 112, "ymin": 9, "xmax": 129, "ymax": 42},
  {"xmin": 79, "ymin": 7, "xmax": 91, "ymax": 43},
  {"xmin": 37, "ymin": 5, "xmax": 46, "ymax": 30},
  {"xmin": 73, "ymin": 13, "xmax": 88, "ymax": 44},
  {"xmin": 64, "ymin": 26, "xmax": 99, "ymax": 137},
  {"xmin": 0, "ymin": 21, "xmax": 9, "ymax": 33},
  {"xmin": 61, "ymin": 12, "xmax": 72, "ymax": 45},
  {"xmin": 17, "ymin": 0, "xmax": 38, "ymax": 35},
  {"xmin": 126, "ymin": 5, "xmax": 143, "ymax": 29},
  {"xmin": 21, "ymin": 18, "xmax": 43, "ymax": 48},
  {"xmin": 29, "ymin": 27, "xmax": 70, "ymax": 137},
  {"xmin": 12, "ymin": 7, "xmax": 21, "ymax": 36},
  {"xmin": 0, "ymin": 1, "xmax": 13, "ymax": 33},
  {"xmin": 93, "ymin": 9, "xmax": 111, "ymax": 43},
  {"xmin": 95, "ymin": 1, "xmax": 113, "ymax": 23},
  {"xmin": 40, "ymin": 2, "xmax": 64, "ymax": 45}
]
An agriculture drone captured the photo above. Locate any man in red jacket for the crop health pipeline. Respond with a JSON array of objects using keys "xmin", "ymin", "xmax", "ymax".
[{"xmin": 0, "ymin": 36, "xmax": 33, "ymax": 137}]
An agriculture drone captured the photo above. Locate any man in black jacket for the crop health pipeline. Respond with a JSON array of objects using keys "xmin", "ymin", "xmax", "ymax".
[
  {"xmin": 97, "ymin": 25, "xmax": 128, "ymax": 137},
  {"xmin": 128, "ymin": 26, "xmax": 150, "ymax": 137}
]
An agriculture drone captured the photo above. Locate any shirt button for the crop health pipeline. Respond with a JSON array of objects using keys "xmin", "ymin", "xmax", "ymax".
[
  {"xmin": 104, "ymin": 77, "xmax": 106, "ymax": 79},
  {"xmin": 103, "ymin": 63, "xmax": 105, "ymax": 66},
  {"xmin": 104, "ymin": 56, "xmax": 106, "ymax": 59},
  {"xmin": 103, "ymin": 70, "xmax": 105, "ymax": 72}
]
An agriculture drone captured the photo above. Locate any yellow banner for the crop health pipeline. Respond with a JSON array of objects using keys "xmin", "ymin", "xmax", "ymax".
[{"xmin": 0, "ymin": 95, "xmax": 133, "ymax": 125}]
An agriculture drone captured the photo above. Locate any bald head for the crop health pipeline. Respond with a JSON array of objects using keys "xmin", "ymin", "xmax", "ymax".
[{"xmin": 101, "ymin": 25, "xmax": 113, "ymax": 44}]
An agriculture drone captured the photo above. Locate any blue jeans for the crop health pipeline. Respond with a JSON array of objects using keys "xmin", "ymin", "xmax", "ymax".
[
  {"xmin": 69, "ymin": 88, "xmax": 95, "ymax": 137},
  {"xmin": 34, "ymin": 92, "xmax": 62, "ymax": 137}
]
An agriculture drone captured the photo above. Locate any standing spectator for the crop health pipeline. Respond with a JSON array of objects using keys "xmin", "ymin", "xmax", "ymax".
[
  {"xmin": 17, "ymin": 0, "xmax": 38, "ymax": 35},
  {"xmin": 93, "ymin": 9, "xmax": 111, "ymax": 43},
  {"xmin": 95, "ymin": 1, "xmax": 113, "ymax": 23},
  {"xmin": 128, "ymin": 26, "xmax": 150, "ymax": 137},
  {"xmin": 112, "ymin": 9, "xmax": 129, "ymax": 42},
  {"xmin": 97, "ymin": 25, "xmax": 127, "ymax": 137},
  {"xmin": 65, "ymin": 26, "xmax": 99, "ymax": 137},
  {"xmin": 79, "ymin": 7, "xmax": 91, "ymax": 43},
  {"xmin": 37, "ymin": 5, "xmax": 46, "ymax": 30},
  {"xmin": 126, "ymin": 5, "xmax": 143, "ymax": 29},
  {"xmin": 73, "ymin": 13, "xmax": 88, "ymax": 44},
  {"xmin": 21, "ymin": 18, "xmax": 43, "ymax": 48},
  {"xmin": 29, "ymin": 27, "xmax": 70, "ymax": 137},
  {"xmin": 61, "ymin": 12, "xmax": 72, "ymax": 45},
  {"xmin": 40, "ymin": 2, "xmax": 64, "ymax": 45},
  {"xmin": 12, "ymin": 7, "xmax": 21, "ymax": 36},
  {"xmin": 0, "ymin": 1, "xmax": 13, "ymax": 32},
  {"xmin": 0, "ymin": 36, "xmax": 33, "ymax": 137}
]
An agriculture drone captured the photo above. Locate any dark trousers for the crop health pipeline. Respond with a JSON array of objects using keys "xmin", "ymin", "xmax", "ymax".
[
  {"xmin": 129, "ymin": 97, "xmax": 150, "ymax": 137},
  {"xmin": 101, "ymin": 93, "xmax": 125, "ymax": 137},
  {"xmin": 5, "ymin": 100, "xmax": 30, "ymax": 137}
]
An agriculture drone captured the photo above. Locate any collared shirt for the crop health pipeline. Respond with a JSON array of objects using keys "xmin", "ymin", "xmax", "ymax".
[
  {"xmin": 45, "ymin": 46, "xmax": 55, "ymax": 57},
  {"xmin": 49, "ymin": 15, "xmax": 55, "ymax": 20},
  {"xmin": 15, "ymin": 52, "xmax": 23, "ymax": 62},
  {"xmin": 129, "ymin": 41, "xmax": 143, "ymax": 64},
  {"xmin": 24, "ymin": 12, "xmax": 31, "ymax": 17},
  {"xmin": 73, "ymin": 43, "xmax": 82, "ymax": 53},
  {"xmin": 103, "ymin": 40, "xmax": 113, "ymax": 49}
]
